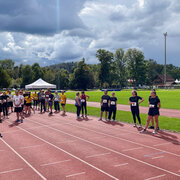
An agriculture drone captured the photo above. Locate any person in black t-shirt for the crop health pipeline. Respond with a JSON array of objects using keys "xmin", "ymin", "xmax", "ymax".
[
  {"xmin": 108, "ymin": 92, "xmax": 117, "ymax": 121},
  {"xmin": 129, "ymin": 90, "xmax": 144, "ymax": 127},
  {"xmin": 141, "ymin": 91, "xmax": 161, "ymax": 134},
  {"xmin": 2, "ymin": 92, "xmax": 9, "ymax": 119},
  {"xmin": 99, "ymin": 90, "xmax": 110, "ymax": 121},
  {"xmin": 48, "ymin": 90, "xmax": 54, "ymax": 115}
]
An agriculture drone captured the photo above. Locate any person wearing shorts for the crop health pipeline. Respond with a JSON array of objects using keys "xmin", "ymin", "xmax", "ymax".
[
  {"xmin": 129, "ymin": 90, "xmax": 144, "ymax": 127},
  {"xmin": 108, "ymin": 92, "xmax": 117, "ymax": 121},
  {"xmin": 80, "ymin": 91, "xmax": 89, "ymax": 118},
  {"xmin": 8, "ymin": 90, "xmax": 14, "ymax": 113},
  {"xmin": 13, "ymin": 90, "xmax": 23, "ymax": 123},
  {"xmin": 54, "ymin": 91, "xmax": 60, "ymax": 113},
  {"xmin": 60, "ymin": 91, "xmax": 67, "ymax": 115},
  {"xmin": 48, "ymin": 91, "xmax": 54, "ymax": 115},
  {"xmin": 2, "ymin": 92, "xmax": 9, "ymax": 119},
  {"xmin": 141, "ymin": 91, "xmax": 161, "ymax": 134},
  {"xmin": 99, "ymin": 90, "xmax": 110, "ymax": 121},
  {"xmin": 25, "ymin": 93, "xmax": 32, "ymax": 115}
]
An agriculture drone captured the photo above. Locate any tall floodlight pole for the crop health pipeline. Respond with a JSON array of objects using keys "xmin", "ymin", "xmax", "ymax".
[{"xmin": 164, "ymin": 32, "xmax": 167, "ymax": 88}]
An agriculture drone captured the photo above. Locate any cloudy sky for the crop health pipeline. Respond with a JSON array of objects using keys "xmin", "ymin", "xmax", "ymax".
[{"xmin": 0, "ymin": 0, "xmax": 180, "ymax": 66}]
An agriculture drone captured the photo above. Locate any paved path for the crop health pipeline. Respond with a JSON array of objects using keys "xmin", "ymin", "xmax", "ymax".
[{"xmin": 67, "ymin": 99, "xmax": 180, "ymax": 118}]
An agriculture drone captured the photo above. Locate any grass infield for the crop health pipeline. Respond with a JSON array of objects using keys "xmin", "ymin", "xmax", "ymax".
[
  {"xmin": 65, "ymin": 90, "xmax": 180, "ymax": 110},
  {"xmin": 65, "ymin": 104, "xmax": 180, "ymax": 133}
]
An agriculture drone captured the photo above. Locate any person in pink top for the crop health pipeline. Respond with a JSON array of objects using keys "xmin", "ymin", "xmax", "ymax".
[{"xmin": 80, "ymin": 91, "xmax": 90, "ymax": 118}]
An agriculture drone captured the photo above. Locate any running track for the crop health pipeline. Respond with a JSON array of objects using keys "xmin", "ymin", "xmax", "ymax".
[
  {"xmin": 67, "ymin": 99, "xmax": 180, "ymax": 118},
  {"xmin": 0, "ymin": 112, "xmax": 180, "ymax": 180}
]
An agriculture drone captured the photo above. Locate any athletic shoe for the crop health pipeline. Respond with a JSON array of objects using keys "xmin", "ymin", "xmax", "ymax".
[
  {"xmin": 112, "ymin": 119, "xmax": 115, "ymax": 121},
  {"xmin": 21, "ymin": 119, "xmax": 23, "ymax": 123},
  {"xmin": 108, "ymin": 119, "xmax": 110, "ymax": 121},
  {"xmin": 140, "ymin": 129, "xmax": 147, "ymax": 133},
  {"xmin": 98, "ymin": 118, "xmax": 102, "ymax": 121},
  {"xmin": 157, "ymin": 127, "xmax": 160, "ymax": 131},
  {"xmin": 7, "ymin": 116, "xmax": 9, "ymax": 119},
  {"xmin": 139, "ymin": 124, "xmax": 142, "ymax": 128},
  {"xmin": 49, "ymin": 112, "xmax": 53, "ymax": 115},
  {"xmin": 16, "ymin": 119, "xmax": 20, "ymax": 123},
  {"xmin": 133, "ymin": 124, "xmax": 137, "ymax": 127},
  {"xmin": 105, "ymin": 118, "xmax": 107, "ymax": 121},
  {"xmin": 0, "ymin": 119, "xmax": 2, "ymax": 123},
  {"xmin": 152, "ymin": 130, "xmax": 157, "ymax": 134},
  {"xmin": 148, "ymin": 126, "xmax": 154, "ymax": 129},
  {"xmin": 0, "ymin": 133, "xmax": 2, "ymax": 138},
  {"xmin": 3, "ymin": 116, "xmax": 5, "ymax": 120}
]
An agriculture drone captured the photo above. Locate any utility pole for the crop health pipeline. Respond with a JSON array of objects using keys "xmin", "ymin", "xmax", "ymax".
[{"xmin": 164, "ymin": 32, "xmax": 167, "ymax": 88}]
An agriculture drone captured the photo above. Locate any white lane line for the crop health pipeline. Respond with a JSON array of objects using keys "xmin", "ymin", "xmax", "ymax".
[
  {"xmin": 144, "ymin": 152, "xmax": 165, "ymax": 157},
  {"xmin": 122, "ymin": 147, "xmax": 143, "ymax": 152},
  {"xmin": 55, "ymin": 120, "xmax": 180, "ymax": 157},
  {"xmin": 40, "ymin": 159, "xmax": 71, "ymax": 167},
  {"xmin": 56, "ymin": 140, "xmax": 77, "ymax": 144},
  {"xmin": 86, "ymin": 152, "xmax": 111, "ymax": 158},
  {"xmin": 153, "ymin": 142, "xmax": 171, "ymax": 147},
  {"xmin": 66, "ymin": 172, "xmax": 85, "ymax": 178},
  {"xmin": 19, "ymin": 144, "xmax": 45, "ymax": 149},
  {"xmin": 152, "ymin": 156, "xmax": 164, "ymax": 160},
  {"xmin": 114, "ymin": 163, "xmax": 128, "ymax": 167},
  {"xmin": 5, "ymin": 121, "xmax": 119, "ymax": 180},
  {"xmin": 24, "ymin": 119, "xmax": 180, "ymax": 178},
  {"xmin": 144, "ymin": 174, "xmax": 166, "ymax": 180},
  {"xmin": 0, "ymin": 168, "xmax": 23, "ymax": 175},
  {"xmin": 0, "ymin": 149, "xmax": 4, "ymax": 152},
  {"xmin": 0, "ymin": 138, "xmax": 47, "ymax": 180}
]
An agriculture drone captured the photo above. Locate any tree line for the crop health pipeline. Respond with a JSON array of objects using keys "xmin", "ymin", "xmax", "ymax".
[{"xmin": 1, "ymin": 48, "xmax": 180, "ymax": 90}]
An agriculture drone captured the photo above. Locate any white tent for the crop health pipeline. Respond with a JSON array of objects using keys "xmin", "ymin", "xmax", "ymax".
[{"xmin": 25, "ymin": 78, "xmax": 56, "ymax": 89}]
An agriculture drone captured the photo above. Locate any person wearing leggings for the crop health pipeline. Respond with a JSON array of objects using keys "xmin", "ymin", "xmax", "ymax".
[
  {"xmin": 129, "ymin": 90, "xmax": 144, "ymax": 127},
  {"xmin": 108, "ymin": 92, "xmax": 117, "ymax": 121},
  {"xmin": 75, "ymin": 92, "xmax": 81, "ymax": 119},
  {"xmin": 2, "ymin": 92, "xmax": 9, "ymax": 119},
  {"xmin": 40, "ymin": 90, "xmax": 46, "ymax": 113},
  {"xmin": 80, "ymin": 91, "xmax": 89, "ymax": 118}
]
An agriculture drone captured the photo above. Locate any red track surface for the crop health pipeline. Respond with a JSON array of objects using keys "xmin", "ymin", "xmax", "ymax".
[
  {"xmin": 0, "ymin": 111, "xmax": 180, "ymax": 180},
  {"xmin": 67, "ymin": 99, "xmax": 180, "ymax": 118}
]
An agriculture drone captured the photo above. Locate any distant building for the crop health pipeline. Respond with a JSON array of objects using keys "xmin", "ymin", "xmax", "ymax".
[{"xmin": 153, "ymin": 74, "xmax": 175, "ymax": 87}]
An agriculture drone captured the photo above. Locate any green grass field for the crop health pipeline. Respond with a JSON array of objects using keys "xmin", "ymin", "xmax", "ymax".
[
  {"xmin": 65, "ymin": 90, "xmax": 180, "ymax": 110},
  {"xmin": 65, "ymin": 104, "xmax": 180, "ymax": 133}
]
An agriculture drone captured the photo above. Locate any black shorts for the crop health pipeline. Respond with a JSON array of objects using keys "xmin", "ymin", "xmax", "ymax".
[
  {"xmin": 61, "ymin": 103, "xmax": 65, "ymax": 106},
  {"xmin": 14, "ymin": 107, "xmax": 22, "ymax": 112},
  {"xmin": 101, "ymin": 106, "xmax": 109, "ymax": 112},
  {"xmin": 0, "ymin": 105, "xmax": 2, "ymax": 112},
  {"xmin": 148, "ymin": 108, "xmax": 160, "ymax": 116},
  {"xmin": 26, "ymin": 103, "xmax": 31, "ymax": 107},
  {"xmin": 8, "ymin": 102, "xmax": 13, "ymax": 107},
  {"xmin": 49, "ymin": 101, "xmax": 53, "ymax": 107}
]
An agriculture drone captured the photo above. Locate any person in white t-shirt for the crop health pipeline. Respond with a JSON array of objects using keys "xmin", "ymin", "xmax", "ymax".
[
  {"xmin": 8, "ymin": 90, "xmax": 14, "ymax": 113},
  {"xmin": 13, "ymin": 90, "xmax": 23, "ymax": 123}
]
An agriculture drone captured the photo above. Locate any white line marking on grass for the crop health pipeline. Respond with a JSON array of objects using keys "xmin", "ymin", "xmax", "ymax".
[
  {"xmin": 19, "ymin": 144, "xmax": 45, "ymax": 149},
  {"xmin": 86, "ymin": 152, "xmax": 111, "ymax": 158},
  {"xmin": 153, "ymin": 142, "xmax": 171, "ymax": 147},
  {"xmin": 122, "ymin": 147, "xmax": 143, "ymax": 152},
  {"xmin": 40, "ymin": 160, "xmax": 71, "ymax": 167},
  {"xmin": 54, "ymin": 120, "xmax": 180, "ymax": 157},
  {"xmin": 0, "ymin": 168, "xmax": 23, "ymax": 175},
  {"xmin": 144, "ymin": 174, "xmax": 166, "ymax": 180},
  {"xmin": 152, "ymin": 156, "xmax": 164, "ymax": 160},
  {"xmin": 24, "ymin": 119, "xmax": 180, "ymax": 178},
  {"xmin": 5, "ymin": 121, "xmax": 119, "ymax": 180},
  {"xmin": 66, "ymin": 172, "xmax": 85, "ymax": 178},
  {"xmin": 0, "ymin": 138, "xmax": 47, "ymax": 180},
  {"xmin": 114, "ymin": 163, "xmax": 128, "ymax": 167}
]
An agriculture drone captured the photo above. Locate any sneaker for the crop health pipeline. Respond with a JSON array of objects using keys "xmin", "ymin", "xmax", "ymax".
[
  {"xmin": 139, "ymin": 124, "xmax": 142, "ymax": 128},
  {"xmin": 0, "ymin": 133, "xmax": 2, "ymax": 138},
  {"xmin": 98, "ymin": 118, "xmax": 102, "ymax": 121},
  {"xmin": 0, "ymin": 119, "xmax": 2, "ymax": 123},
  {"xmin": 152, "ymin": 130, "xmax": 157, "ymax": 134},
  {"xmin": 16, "ymin": 119, "xmax": 20, "ymax": 123},
  {"xmin": 148, "ymin": 126, "xmax": 154, "ymax": 129},
  {"xmin": 105, "ymin": 118, "xmax": 107, "ymax": 121},
  {"xmin": 133, "ymin": 124, "xmax": 137, "ymax": 127},
  {"xmin": 108, "ymin": 119, "xmax": 111, "ymax": 121},
  {"xmin": 3, "ymin": 116, "xmax": 5, "ymax": 120},
  {"xmin": 112, "ymin": 119, "xmax": 115, "ymax": 121},
  {"xmin": 49, "ymin": 112, "xmax": 53, "ymax": 115},
  {"xmin": 6, "ymin": 116, "xmax": 9, "ymax": 119},
  {"xmin": 21, "ymin": 119, "xmax": 23, "ymax": 123},
  {"xmin": 140, "ymin": 129, "xmax": 147, "ymax": 133},
  {"xmin": 157, "ymin": 127, "xmax": 160, "ymax": 131}
]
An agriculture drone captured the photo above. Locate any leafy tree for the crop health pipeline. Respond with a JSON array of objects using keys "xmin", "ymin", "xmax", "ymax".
[
  {"xmin": 32, "ymin": 63, "xmax": 44, "ymax": 81},
  {"xmin": 21, "ymin": 65, "xmax": 33, "ymax": 87},
  {"xmin": 70, "ymin": 59, "xmax": 94, "ymax": 90},
  {"xmin": 114, "ymin": 48, "xmax": 127, "ymax": 88},
  {"xmin": 124, "ymin": 48, "xmax": 146, "ymax": 86},
  {"xmin": 96, "ymin": 49, "xmax": 113, "ymax": 87},
  {"xmin": 0, "ymin": 66, "xmax": 11, "ymax": 88},
  {"xmin": 55, "ymin": 69, "xmax": 69, "ymax": 89},
  {"xmin": 43, "ymin": 70, "xmax": 55, "ymax": 84}
]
